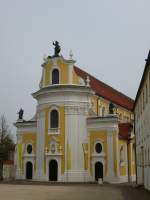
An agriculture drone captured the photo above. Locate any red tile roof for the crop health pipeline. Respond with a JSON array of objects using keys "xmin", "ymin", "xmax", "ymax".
[
  {"xmin": 118, "ymin": 123, "xmax": 133, "ymax": 140},
  {"xmin": 3, "ymin": 160, "xmax": 14, "ymax": 165},
  {"xmin": 74, "ymin": 66, "xmax": 134, "ymax": 111}
]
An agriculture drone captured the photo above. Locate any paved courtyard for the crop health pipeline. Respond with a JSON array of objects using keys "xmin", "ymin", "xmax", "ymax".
[{"xmin": 0, "ymin": 182, "xmax": 149, "ymax": 200}]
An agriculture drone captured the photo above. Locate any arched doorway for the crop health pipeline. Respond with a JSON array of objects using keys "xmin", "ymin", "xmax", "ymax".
[
  {"xmin": 95, "ymin": 162, "xmax": 103, "ymax": 182},
  {"xmin": 49, "ymin": 160, "xmax": 58, "ymax": 181},
  {"xmin": 26, "ymin": 161, "xmax": 33, "ymax": 179}
]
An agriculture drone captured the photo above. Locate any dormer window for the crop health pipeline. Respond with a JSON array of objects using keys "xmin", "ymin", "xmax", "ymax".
[{"xmin": 52, "ymin": 69, "xmax": 59, "ymax": 84}]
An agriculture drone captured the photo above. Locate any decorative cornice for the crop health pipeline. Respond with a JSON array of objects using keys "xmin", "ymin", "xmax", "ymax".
[
  {"xmin": 87, "ymin": 115, "xmax": 118, "ymax": 124},
  {"xmin": 14, "ymin": 121, "xmax": 37, "ymax": 128},
  {"xmin": 32, "ymin": 84, "xmax": 94, "ymax": 100},
  {"xmin": 65, "ymin": 105, "xmax": 88, "ymax": 115}
]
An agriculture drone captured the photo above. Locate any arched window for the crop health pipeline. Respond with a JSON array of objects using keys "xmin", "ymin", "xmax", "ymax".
[
  {"xmin": 50, "ymin": 109, "xmax": 59, "ymax": 128},
  {"xmin": 52, "ymin": 69, "xmax": 59, "ymax": 84},
  {"xmin": 95, "ymin": 143, "xmax": 102, "ymax": 154}
]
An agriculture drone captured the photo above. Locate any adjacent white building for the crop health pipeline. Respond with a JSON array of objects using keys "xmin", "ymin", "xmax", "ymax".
[{"xmin": 134, "ymin": 50, "xmax": 150, "ymax": 190}]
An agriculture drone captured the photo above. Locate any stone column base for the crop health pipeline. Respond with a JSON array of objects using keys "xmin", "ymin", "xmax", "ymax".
[
  {"xmin": 62, "ymin": 170, "xmax": 91, "ymax": 182},
  {"xmin": 15, "ymin": 168, "xmax": 24, "ymax": 180},
  {"xmin": 104, "ymin": 176, "xmax": 120, "ymax": 183},
  {"xmin": 35, "ymin": 170, "xmax": 47, "ymax": 181}
]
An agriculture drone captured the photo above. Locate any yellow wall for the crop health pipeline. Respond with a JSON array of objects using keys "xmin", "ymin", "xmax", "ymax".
[
  {"xmin": 113, "ymin": 132, "xmax": 118, "ymax": 176},
  {"xmin": 22, "ymin": 133, "xmax": 36, "ymax": 154},
  {"xmin": 90, "ymin": 95, "xmax": 133, "ymax": 123},
  {"xmin": 98, "ymin": 98, "xmax": 109, "ymax": 116},
  {"xmin": 18, "ymin": 133, "xmax": 36, "ymax": 172},
  {"xmin": 42, "ymin": 57, "xmax": 133, "ymax": 123},
  {"xmin": 89, "ymin": 131, "xmax": 107, "ymax": 176},
  {"xmin": 44, "ymin": 106, "xmax": 65, "ymax": 175},
  {"xmin": 44, "ymin": 59, "xmax": 69, "ymax": 86},
  {"xmin": 128, "ymin": 140, "xmax": 136, "ymax": 176},
  {"xmin": 119, "ymin": 140, "xmax": 127, "ymax": 176},
  {"xmin": 73, "ymin": 69, "xmax": 80, "ymax": 84},
  {"xmin": 84, "ymin": 143, "xmax": 88, "ymax": 171}
]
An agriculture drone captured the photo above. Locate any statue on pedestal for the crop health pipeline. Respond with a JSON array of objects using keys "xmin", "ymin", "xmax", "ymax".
[
  {"xmin": 53, "ymin": 41, "xmax": 61, "ymax": 57},
  {"xmin": 17, "ymin": 108, "xmax": 24, "ymax": 120},
  {"xmin": 109, "ymin": 102, "xmax": 115, "ymax": 114}
]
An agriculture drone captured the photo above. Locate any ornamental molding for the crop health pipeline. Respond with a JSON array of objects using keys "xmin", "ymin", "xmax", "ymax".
[
  {"xmin": 14, "ymin": 122, "xmax": 37, "ymax": 128},
  {"xmin": 92, "ymin": 152, "xmax": 106, "ymax": 158},
  {"xmin": 65, "ymin": 105, "xmax": 88, "ymax": 115},
  {"xmin": 23, "ymin": 154, "xmax": 36, "ymax": 158},
  {"xmin": 16, "ymin": 126, "xmax": 37, "ymax": 134},
  {"xmin": 32, "ymin": 84, "xmax": 94, "ymax": 100},
  {"xmin": 87, "ymin": 124, "xmax": 118, "ymax": 132},
  {"xmin": 37, "ymin": 111, "xmax": 45, "ymax": 119},
  {"xmin": 45, "ymin": 152, "xmax": 62, "ymax": 157},
  {"xmin": 36, "ymin": 103, "xmax": 60, "ymax": 112}
]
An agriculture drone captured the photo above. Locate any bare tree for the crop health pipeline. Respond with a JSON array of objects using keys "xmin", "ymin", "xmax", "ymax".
[{"xmin": 0, "ymin": 115, "xmax": 14, "ymax": 180}]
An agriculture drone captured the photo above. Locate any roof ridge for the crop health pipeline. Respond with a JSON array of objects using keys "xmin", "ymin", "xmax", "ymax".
[
  {"xmin": 134, "ymin": 50, "xmax": 150, "ymax": 109},
  {"xmin": 74, "ymin": 66, "xmax": 134, "ymax": 102}
]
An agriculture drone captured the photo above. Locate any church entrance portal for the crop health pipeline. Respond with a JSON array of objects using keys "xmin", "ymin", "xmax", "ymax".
[
  {"xmin": 95, "ymin": 162, "xmax": 103, "ymax": 181},
  {"xmin": 49, "ymin": 160, "xmax": 58, "ymax": 181},
  {"xmin": 26, "ymin": 161, "xmax": 33, "ymax": 179}
]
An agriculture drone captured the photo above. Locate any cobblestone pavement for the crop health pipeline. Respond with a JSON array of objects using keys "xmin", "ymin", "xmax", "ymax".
[{"xmin": 0, "ymin": 182, "xmax": 149, "ymax": 200}]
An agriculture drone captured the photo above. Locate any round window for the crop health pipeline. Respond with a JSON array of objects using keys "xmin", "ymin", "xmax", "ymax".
[
  {"xmin": 27, "ymin": 144, "xmax": 32, "ymax": 154},
  {"xmin": 95, "ymin": 143, "xmax": 102, "ymax": 153}
]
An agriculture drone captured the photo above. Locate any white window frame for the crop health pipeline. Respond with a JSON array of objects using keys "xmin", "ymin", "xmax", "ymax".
[
  {"xmin": 48, "ymin": 106, "xmax": 60, "ymax": 135},
  {"xmin": 50, "ymin": 66, "xmax": 61, "ymax": 85},
  {"xmin": 94, "ymin": 140, "xmax": 103, "ymax": 154}
]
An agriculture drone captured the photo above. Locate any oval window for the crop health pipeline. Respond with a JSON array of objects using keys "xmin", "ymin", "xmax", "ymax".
[
  {"xmin": 95, "ymin": 143, "xmax": 102, "ymax": 153},
  {"xmin": 27, "ymin": 144, "xmax": 32, "ymax": 154}
]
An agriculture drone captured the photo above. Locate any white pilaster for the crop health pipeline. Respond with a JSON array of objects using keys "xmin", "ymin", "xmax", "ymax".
[
  {"xmin": 115, "ymin": 130, "xmax": 120, "ymax": 178},
  {"xmin": 15, "ymin": 135, "xmax": 24, "ymax": 180},
  {"xmin": 35, "ymin": 111, "xmax": 45, "ymax": 180},
  {"xmin": 105, "ymin": 129, "xmax": 116, "ymax": 182},
  {"xmin": 64, "ymin": 105, "xmax": 89, "ymax": 182}
]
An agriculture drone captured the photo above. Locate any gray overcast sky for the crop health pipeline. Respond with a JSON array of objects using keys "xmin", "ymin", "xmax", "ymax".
[{"xmin": 0, "ymin": 0, "xmax": 150, "ymax": 138}]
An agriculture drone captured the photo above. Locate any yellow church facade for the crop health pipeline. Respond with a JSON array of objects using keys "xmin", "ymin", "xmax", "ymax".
[{"xmin": 14, "ymin": 45, "xmax": 136, "ymax": 183}]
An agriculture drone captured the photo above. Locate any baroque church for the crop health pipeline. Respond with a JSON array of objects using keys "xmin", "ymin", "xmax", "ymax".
[{"xmin": 14, "ymin": 42, "xmax": 136, "ymax": 183}]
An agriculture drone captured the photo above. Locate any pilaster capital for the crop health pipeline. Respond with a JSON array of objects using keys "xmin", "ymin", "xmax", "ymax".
[
  {"xmin": 107, "ymin": 128, "xmax": 115, "ymax": 135},
  {"xmin": 65, "ymin": 105, "xmax": 88, "ymax": 115},
  {"xmin": 37, "ymin": 110, "xmax": 45, "ymax": 119},
  {"xmin": 16, "ymin": 134, "xmax": 22, "ymax": 143}
]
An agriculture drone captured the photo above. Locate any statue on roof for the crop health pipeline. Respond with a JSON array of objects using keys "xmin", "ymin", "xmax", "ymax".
[
  {"xmin": 109, "ymin": 102, "xmax": 115, "ymax": 114},
  {"xmin": 53, "ymin": 41, "xmax": 61, "ymax": 57},
  {"xmin": 17, "ymin": 108, "xmax": 24, "ymax": 120}
]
